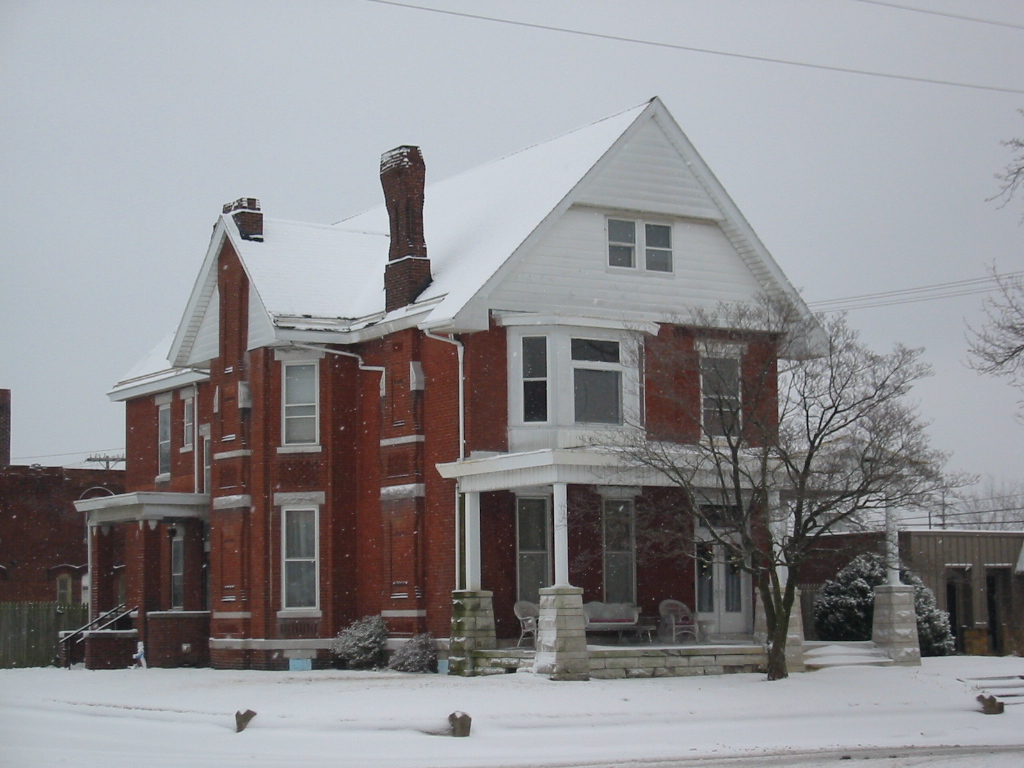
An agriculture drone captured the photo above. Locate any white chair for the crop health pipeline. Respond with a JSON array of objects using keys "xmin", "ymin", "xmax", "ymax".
[
  {"xmin": 514, "ymin": 600, "xmax": 539, "ymax": 647},
  {"xmin": 658, "ymin": 599, "xmax": 698, "ymax": 643}
]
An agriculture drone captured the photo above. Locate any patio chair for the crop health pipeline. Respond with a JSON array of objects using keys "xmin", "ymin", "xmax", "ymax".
[
  {"xmin": 514, "ymin": 600, "xmax": 539, "ymax": 647},
  {"xmin": 658, "ymin": 599, "xmax": 698, "ymax": 643}
]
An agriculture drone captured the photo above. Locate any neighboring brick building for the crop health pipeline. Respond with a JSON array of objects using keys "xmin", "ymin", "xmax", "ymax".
[
  {"xmin": 0, "ymin": 389, "xmax": 125, "ymax": 605},
  {"xmin": 77, "ymin": 98, "xmax": 813, "ymax": 671}
]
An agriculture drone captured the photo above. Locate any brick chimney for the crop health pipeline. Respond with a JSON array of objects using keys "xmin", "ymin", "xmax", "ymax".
[
  {"xmin": 223, "ymin": 198, "xmax": 263, "ymax": 241},
  {"xmin": 381, "ymin": 146, "xmax": 431, "ymax": 312},
  {"xmin": 0, "ymin": 389, "xmax": 10, "ymax": 467}
]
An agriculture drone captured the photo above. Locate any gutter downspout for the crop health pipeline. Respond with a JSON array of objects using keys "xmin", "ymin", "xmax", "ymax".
[
  {"xmin": 423, "ymin": 329, "xmax": 466, "ymax": 590},
  {"xmin": 290, "ymin": 343, "xmax": 387, "ymax": 395}
]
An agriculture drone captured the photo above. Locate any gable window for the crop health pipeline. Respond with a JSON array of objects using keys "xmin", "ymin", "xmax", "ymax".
[
  {"xmin": 699, "ymin": 344, "xmax": 742, "ymax": 438},
  {"xmin": 572, "ymin": 338, "xmax": 622, "ymax": 424},
  {"xmin": 182, "ymin": 397, "xmax": 194, "ymax": 449},
  {"xmin": 283, "ymin": 507, "xmax": 318, "ymax": 609},
  {"xmin": 516, "ymin": 497, "xmax": 551, "ymax": 603},
  {"xmin": 283, "ymin": 362, "xmax": 318, "ymax": 445},
  {"xmin": 158, "ymin": 404, "xmax": 171, "ymax": 475},
  {"xmin": 603, "ymin": 499, "xmax": 635, "ymax": 604},
  {"xmin": 170, "ymin": 530, "xmax": 184, "ymax": 609},
  {"xmin": 522, "ymin": 336, "xmax": 548, "ymax": 422},
  {"xmin": 607, "ymin": 218, "xmax": 673, "ymax": 273}
]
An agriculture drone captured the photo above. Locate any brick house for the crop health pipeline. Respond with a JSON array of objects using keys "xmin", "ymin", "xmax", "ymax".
[
  {"xmin": 77, "ymin": 98, "xmax": 812, "ymax": 672},
  {"xmin": 0, "ymin": 389, "xmax": 124, "ymax": 606}
]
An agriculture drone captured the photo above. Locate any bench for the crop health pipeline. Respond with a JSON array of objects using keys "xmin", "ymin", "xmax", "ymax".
[{"xmin": 583, "ymin": 602, "xmax": 641, "ymax": 641}]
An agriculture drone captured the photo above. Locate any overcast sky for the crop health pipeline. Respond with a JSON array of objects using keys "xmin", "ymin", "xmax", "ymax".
[{"xmin": 1, "ymin": 0, "xmax": 1022, "ymax": 488}]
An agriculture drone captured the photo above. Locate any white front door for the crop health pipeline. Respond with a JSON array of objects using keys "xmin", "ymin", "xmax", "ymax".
[{"xmin": 695, "ymin": 540, "xmax": 752, "ymax": 638}]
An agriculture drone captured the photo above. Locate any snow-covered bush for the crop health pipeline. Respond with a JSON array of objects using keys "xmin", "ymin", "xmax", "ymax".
[
  {"xmin": 331, "ymin": 615, "xmax": 388, "ymax": 669},
  {"xmin": 814, "ymin": 553, "xmax": 954, "ymax": 656},
  {"xmin": 387, "ymin": 632, "xmax": 438, "ymax": 673}
]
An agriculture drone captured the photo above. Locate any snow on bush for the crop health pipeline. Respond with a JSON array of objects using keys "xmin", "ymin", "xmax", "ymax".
[
  {"xmin": 387, "ymin": 632, "xmax": 438, "ymax": 673},
  {"xmin": 814, "ymin": 553, "xmax": 954, "ymax": 656},
  {"xmin": 331, "ymin": 615, "xmax": 388, "ymax": 669}
]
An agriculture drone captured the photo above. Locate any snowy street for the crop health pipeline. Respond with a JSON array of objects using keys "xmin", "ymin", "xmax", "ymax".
[{"xmin": 2, "ymin": 656, "xmax": 1022, "ymax": 767}]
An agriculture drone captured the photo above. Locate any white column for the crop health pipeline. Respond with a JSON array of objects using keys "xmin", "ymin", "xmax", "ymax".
[
  {"xmin": 553, "ymin": 482, "xmax": 570, "ymax": 586},
  {"xmin": 464, "ymin": 491, "xmax": 482, "ymax": 591},
  {"xmin": 768, "ymin": 490, "xmax": 788, "ymax": 586},
  {"xmin": 885, "ymin": 505, "xmax": 900, "ymax": 586}
]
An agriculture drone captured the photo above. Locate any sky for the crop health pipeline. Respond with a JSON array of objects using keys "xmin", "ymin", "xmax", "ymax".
[
  {"xmin": 3, "ymin": 657, "xmax": 1024, "ymax": 767},
  {"xmin": 1, "ymin": 0, "xmax": 1023, "ymax": 488}
]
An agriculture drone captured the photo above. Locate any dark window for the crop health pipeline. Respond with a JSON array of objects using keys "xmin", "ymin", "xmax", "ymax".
[
  {"xmin": 608, "ymin": 219, "xmax": 636, "ymax": 268},
  {"xmin": 522, "ymin": 336, "xmax": 548, "ymax": 422},
  {"xmin": 701, "ymin": 355, "xmax": 741, "ymax": 437}
]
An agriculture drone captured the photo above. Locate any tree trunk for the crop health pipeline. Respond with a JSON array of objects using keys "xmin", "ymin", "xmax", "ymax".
[{"xmin": 761, "ymin": 577, "xmax": 796, "ymax": 681}]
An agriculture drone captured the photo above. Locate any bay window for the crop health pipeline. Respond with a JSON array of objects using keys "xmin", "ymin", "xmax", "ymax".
[
  {"xmin": 522, "ymin": 336, "xmax": 548, "ymax": 422},
  {"xmin": 572, "ymin": 338, "xmax": 622, "ymax": 424}
]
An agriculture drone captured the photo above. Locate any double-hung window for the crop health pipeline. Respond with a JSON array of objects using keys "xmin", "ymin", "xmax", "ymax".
[
  {"xmin": 603, "ymin": 499, "xmax": 635, "ymax": 604},
  {"xmin": 572, "ymin": 338, "xmax": 622, "ymax": 424},
  {"xmin": 283, "ymin": 362, "xmax": 318, "ymax": 445},
  {"xmin": 522, "ymin": 336, "xmax": 548, "ymax": 422},
  {"xmin": 182, "ymin": 397, "xmax": 194, "ymax": 449},
  {"xmin": 170, "ymin": 531, "xmax": 184, "ymax": 609},
  {"xmin": 607, "ymin": 218, "xmax": 673, "ymax": 273},
  {"xmin": 516, "ymin": 497, "xmax": 550, "ymax": 603},
  {"xmin": 283, "ymin": 507, "xmax": 318, "ymax": 609},
  {"xmin": 699, "ymin": 346, "xmax": 742, "ymax": 438},
  {"xmin": 157, "ymin": 404, "xmax": 171, "ymax": 475}
]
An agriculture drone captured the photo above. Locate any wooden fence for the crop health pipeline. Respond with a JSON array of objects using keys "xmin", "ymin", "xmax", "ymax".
[{"xmin": 0, "ymin": 602, "xmax": 89, "ymax": 668}]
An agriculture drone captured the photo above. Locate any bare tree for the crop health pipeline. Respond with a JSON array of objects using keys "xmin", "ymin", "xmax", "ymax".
[
  {"xmin": 953, "ymin": 476, "xmax": 1024, "ymax": 530},
  {"xmin": 607, "ymin": 298, "xmax": 952, "ymax": 680},
  {"xmin": 967, "ymin": 268, "xmax": 1024, "ymax": 411},
  {"xmin": 991, "ymin": 111, "xmax": 1024, "ymax": 212}
]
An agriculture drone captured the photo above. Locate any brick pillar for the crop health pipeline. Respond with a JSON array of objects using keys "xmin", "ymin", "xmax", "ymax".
[
  {"xmin": 872, "ymin": 584, "xmax": 921, "ymax": 666},
  {"xmin": 448, "ymin": 590, "xmax": 496, "ymax": 676},
  {"xmin": 532, "ymin": 585, "xmax": 590, "ymax": 681}
]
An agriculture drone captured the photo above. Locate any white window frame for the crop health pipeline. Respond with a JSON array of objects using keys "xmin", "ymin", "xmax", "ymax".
[
  {"xmin": 602, "ymin": 498, "xmax": 636, "ymax": 604},
  {"xmin": 606, "ymin": 217, "xmax": 674, "ymax": 274},
  {"xmin": 571, "ymin": 337, "xmax": 624, "ymax": 425},
  {"xmin": 282, "ymin": 361, "xmax": 319, "ymax": 447},
  {"xmin": 698, "ymin": 341, "xmax": 744, "ymax": 439},
  {"xmin": 157, "ymin": 403, "xmax": 171, "ymax": 476},
  {"xmin": 520, "ymin": 336, "xmax": 549, "ymax": 424},
  {"xmin": 182, "ymin": 396, "xmax": 194, "ymax": 450},
  {"xmin": 170, "ymin": 529, "xmax": 185, "ymax": 609},
  {"xmin": 281, "ymin": 506, "xmax": 319, "ymax": 611}
]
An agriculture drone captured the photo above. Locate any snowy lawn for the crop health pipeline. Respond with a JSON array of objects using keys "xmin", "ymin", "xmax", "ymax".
[{"xmin": 2, "ymin": 656, "xmax": 1022, "ymax": 767}]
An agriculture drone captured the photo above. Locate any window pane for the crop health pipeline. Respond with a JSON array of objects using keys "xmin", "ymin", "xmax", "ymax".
[
  {"xmin": 285, "ymin": 416, "xmax": 317, "ymax": 444},
  {"xmin": 645, "ymin": 223, "xmax": 671, "ymax": 249},
  {"xmin": 604, "ymin": 501, "xmax": 632, "ymax": 551},
  {"xmin": 646, "ymin": 248, "xmax": 672, "ymax": 272},
  {"xmin": 697, "ymin": 543, "xmax": 714, "ymax": 613},
  {"xmin": 522, "ymin": 337, "xmax": 547, "ymax": 378},
  {"xmin": 605, "ymin": 552, "xmax": 634, "ymax": 604},
  {"xmin": 518, "ymin": 552, "xmax": 549, "ymax": 604},
  {"xmin": 285, "ymin": 510, "xmax": 316, "ymax": 558},
  {"xmin": 702, "ymin": 357, "xmax": 740, "ymax": 436},
  {"xmin": 517, "ymin": 499, "xmax": 547, "ymax": 552},
  {"xmin": 725, "ymin": 559, "xmax": 742, "ymax": 613},
  {"xmin": 285, "ymin": 364, "xmax": 316, "ymax": 405},
  {"xmin": 574, "ymin": 369, "xmax": 621, "ymax": 423},
  {"xmin": 608, "ymin": 244, "xmax": 635, "ymax": 268},
  {"xmin": 608, "ymin": 219, "xmax": 635, "ymax": 244},
  {"xmin": 285, "ymin": 561, "xmax": 317, "ymax": 608},
  {"xmin": 523, "ymin": 380, "xmax": 547, "ymax": 422},
  {"xmin": 571, "ymin": 339, "xmax": 619, "ymax": 363}
]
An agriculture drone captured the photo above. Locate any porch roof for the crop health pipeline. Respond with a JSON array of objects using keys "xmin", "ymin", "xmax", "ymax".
[{"xmin": 74, "ymin": 492, "xmax": 210, "ymax": 526}]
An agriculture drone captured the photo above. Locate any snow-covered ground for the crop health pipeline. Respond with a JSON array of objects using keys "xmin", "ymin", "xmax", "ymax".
[{"xmin": 2, "ymin": 656, "xmax": 1022, "ymax": 768}]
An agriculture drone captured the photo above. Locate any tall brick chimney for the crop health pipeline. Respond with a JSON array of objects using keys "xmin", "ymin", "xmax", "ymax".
[
  {"xmin": 223, "ymin": 198, "xmax": 263, "ymax": 241},
  {"xmin": 381, "ymin": 146, "xmax": 431, "ymax": 312},
  {"xmin": 0, "ymin": 389, "xmax": 10, "ymax": 468}
]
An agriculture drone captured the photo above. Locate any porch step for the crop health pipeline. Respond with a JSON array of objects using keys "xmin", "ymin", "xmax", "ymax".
[{"xmin": 803, "ymin": 641, "xmax": 893, "ymax": 670}]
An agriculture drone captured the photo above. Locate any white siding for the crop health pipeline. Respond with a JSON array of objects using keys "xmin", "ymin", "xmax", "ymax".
[
  {"xmin": 186, "ymin": 287, "xmax": 219, "ymax": 366},
  {"xmin": 487, "ymin": 207, "xmax": 766, "ymax": 319},
  {"xmin": 247, "ymin": 288, "xmax": 276, "ymax": 350},
  {"xmin": 575, "ymin": 118, "xmax": 722, "ymax": 220}
]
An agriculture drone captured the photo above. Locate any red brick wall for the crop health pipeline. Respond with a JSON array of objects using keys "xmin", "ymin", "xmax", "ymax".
[
  {"xmin": 146, "ymin": 612, "xmax": 210, "ymax": 667},
  {"xmin": 85, "ymin": 633, "xmax": 137, "ymax": 669},
  {"xmin": 480, "ymin": 491, "xmax": 516, "ymax": 637},
  {"xmin": 463, "ymin": 322, "xmax": 508, "ymax": 454},
  {"xmin": 0, "ymin": 466, "xmax": 123, "ymax": 603}
]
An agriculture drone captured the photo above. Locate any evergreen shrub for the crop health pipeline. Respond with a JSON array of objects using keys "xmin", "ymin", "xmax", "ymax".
[
  {"xmin": 387, "ymin": 632, "xmax": 438, "ymax": 673},
  {"xmin": 331, "ymin": 615, "xmax": 388, "ymax": 669}
]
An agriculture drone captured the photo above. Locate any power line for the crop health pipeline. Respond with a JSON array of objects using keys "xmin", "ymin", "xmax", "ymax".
[
  {"xmin": 11, "ymin": 447, "xmax": 125, "ymax": 461},
  {"xmin": 806, "ymin": 271, "xmax": 1024, "ymax": 313},
  {"xmin": 359, "ymin": 0, "xmax": 1024, "ymax": 96},
  {"xmin": 848, "ymin": 0, "xmax": 1024, "ymax": 32}
]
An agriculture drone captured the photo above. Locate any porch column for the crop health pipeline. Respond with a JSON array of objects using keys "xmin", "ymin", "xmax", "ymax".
[
  {"xmin": 464, "ymin": 491, "xmax": 481, "ymax": 591},
  {"xmin": 553, "ymin": 482, "xmax": 569, "ymax": 586}
]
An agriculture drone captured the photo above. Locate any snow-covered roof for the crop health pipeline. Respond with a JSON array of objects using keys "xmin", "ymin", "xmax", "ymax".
[{"xmin": 109, "ymin": 333, "xmax": 206, "ymax": 401}]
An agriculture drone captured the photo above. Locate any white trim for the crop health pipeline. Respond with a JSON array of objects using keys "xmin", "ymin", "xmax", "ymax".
[
  {"xmin": 274, "ymin": 491, "xmax": 326, "ymax": 506},
  {"xmin": 214, "ymin": 449, "xmax": 252, "ymax": 460},
  {"xmin": 380, "ymin": 483, "xmax": 426, "ymax": 500},
  {"xmin": 380, "ymin": 609, "xmax": 428, "ymax": 618},
  {"xmin": 154, "ymin": 472, "xmax": 171, "ymax": 484},
  {"xmin": 282, "ymin": 360, "xmax": 320, "ymax": 447},
  {"xmin": 209, "ymin": 637, "xmax": 333, "ymax": 651},
  {"xmin": 212, "ymin": 611, "xmax": 251, "ymax": 619},
  {"xmin": 274, "ymin": 347, "xmax": 325, "ymax": 361},
  {"xmin": 281, "ymin": 506, "xmax": 320, "ymax": 611},
  {"xmin": 276, "ymin": 444, "xmax": 322, "ymax": 454},
  {"xmin": 276, "ymin": 608, "xmax": 322, "ymax": 619},
  {"xmin": 154, "ymin": 392, "xmax": 173, "ymax": 406},
  {"xmin": 213, "ymin": 494, "xmax": 252, "ymax": 510},
  {"xmin": 496, "ymin": 312, "xmax": 659, "ymax": 334},
  {"xmin": 379, "ymin": 435, "xmax": 425, "ymax": 447}
]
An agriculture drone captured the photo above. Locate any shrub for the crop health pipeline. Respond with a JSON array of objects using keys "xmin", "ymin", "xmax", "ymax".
[
  {"xmin": 388, "ymin": 632, "xmax": 438, "ymax": 673},
  {"xmin": 331, "ymin": 615, "xmax": 388, "ymax": 669},
  {"xmin": 814, "ymin": 553, "xmax": 954, "ymax": 656}
]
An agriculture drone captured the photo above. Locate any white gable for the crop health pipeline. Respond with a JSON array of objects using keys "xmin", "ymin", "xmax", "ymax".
[
  {"xmin": 575, "ymin": 115, "xmax": 723, "ymax": 221},
  {"xmin": 186, "ymin": 286, "xmax": 219, "ymax": 366}
]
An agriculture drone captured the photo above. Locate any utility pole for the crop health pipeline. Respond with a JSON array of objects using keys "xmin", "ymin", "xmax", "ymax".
[{"xmin": 86, "ymin": 454, "xmax": 125, "ymax": 471}]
